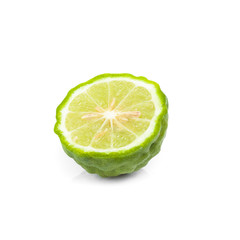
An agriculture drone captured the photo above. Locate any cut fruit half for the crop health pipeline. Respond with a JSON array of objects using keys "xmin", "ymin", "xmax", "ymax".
[{"xmin": 55, "ymin": 74, "xmax": 168, "ymax": 177}]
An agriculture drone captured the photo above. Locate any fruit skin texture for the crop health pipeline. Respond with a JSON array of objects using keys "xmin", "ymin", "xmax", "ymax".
[{"xmin": 54, "ymin": 73, "xmax": 168, "ymax": 177}]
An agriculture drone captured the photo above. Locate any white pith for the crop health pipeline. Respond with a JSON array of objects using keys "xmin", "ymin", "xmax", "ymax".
[
  {"xmin": 104, "ymin": 111, "xmax": 116, "ymax": 119},
  {"xmin": 58, "ymin": 77, "xmax": 163, "ymax": 153}
]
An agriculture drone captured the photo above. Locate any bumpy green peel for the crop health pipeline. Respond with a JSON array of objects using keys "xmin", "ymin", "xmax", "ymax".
[{"xmin": 54, "ymin": 74, "xmax": 168, "ymax": 177}]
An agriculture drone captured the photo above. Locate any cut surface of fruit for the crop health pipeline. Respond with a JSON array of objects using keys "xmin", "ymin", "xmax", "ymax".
[{"xmin": 56, "ymin": 75, "xmax": 164, "ymax": 153}]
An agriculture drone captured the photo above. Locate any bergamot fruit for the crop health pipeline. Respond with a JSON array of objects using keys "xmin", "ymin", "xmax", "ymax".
[{"xmin": 54, "ymin": 73, "xmax": 168, "ymax": 177}]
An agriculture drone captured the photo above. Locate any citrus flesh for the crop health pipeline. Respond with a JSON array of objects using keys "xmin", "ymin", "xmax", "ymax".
[{"xmin": 55, "ymin": 74, "xmax": 168, "ymax": 177}]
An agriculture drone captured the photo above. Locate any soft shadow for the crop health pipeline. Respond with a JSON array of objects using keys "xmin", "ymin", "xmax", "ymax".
[{"xmin": 73, "ymin": 169, "xmax": 147, "ymax": 184}]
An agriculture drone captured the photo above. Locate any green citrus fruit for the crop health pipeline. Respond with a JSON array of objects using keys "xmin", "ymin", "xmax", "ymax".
[{"xmin": 54, "ymin": 73, "xmax": 168, "ymax": 177}]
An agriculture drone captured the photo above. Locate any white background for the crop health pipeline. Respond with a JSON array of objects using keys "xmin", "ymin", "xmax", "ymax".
[{"xmin": 0, "ymin": 0, "xmax": 240, "ymax": 239}]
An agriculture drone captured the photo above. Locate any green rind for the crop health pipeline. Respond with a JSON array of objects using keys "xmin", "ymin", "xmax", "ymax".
[{"xmin": 54, "ymin": 73, "xmax": 168, "ymax": 177}]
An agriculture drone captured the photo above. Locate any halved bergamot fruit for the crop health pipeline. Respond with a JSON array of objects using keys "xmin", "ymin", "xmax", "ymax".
[{"xmin": 54, "ymin": 74, "xmax": 168, "ymax": 177}]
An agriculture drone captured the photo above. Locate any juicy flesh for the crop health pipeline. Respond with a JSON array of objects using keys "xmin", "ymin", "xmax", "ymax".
[{"xmin": 65, "ymin": 80, "xmax": 155, "ymax": 149}]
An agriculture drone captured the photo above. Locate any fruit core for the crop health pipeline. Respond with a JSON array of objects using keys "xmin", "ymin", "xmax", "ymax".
[{"xmin": 81, "ymin": 98, "xmax": 141, "ymax": 139}]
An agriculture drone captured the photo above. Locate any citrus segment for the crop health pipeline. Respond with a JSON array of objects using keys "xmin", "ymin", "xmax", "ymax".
[
  {"xmin": 68, "ymin": 93, "xmax": 97, "ymax": 112},
  {"xmin": 65, "ymin": 112, "xmax": 91, "ymax": 131},
  {"xmin": 70, "ymin": 118, "xmax": 105, "ymax": 146},
  {"xmin": 112, "ymin": 122, "xmax": 136, "ymax": 148},
  {"xmin": 122, "ymin": 101, "xmax": 155, "ymax": 120},
  {"xmin": 119, "ymin": 118, "xmax": 150, "ymax": 136},
  {"xmin": 91, "ymin": 121, "xmax": 112, "ymax": 149},
  {"xmin": 87, "ymin": 82, "xmax": 109, "ymax": 109},
  {"xmin": 109, "ymin": 80, "xmax": 135, "ymax": 107},
  {"xmin": 116, "ymin": 86, "xmax": 152, "ymax": 110}
]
